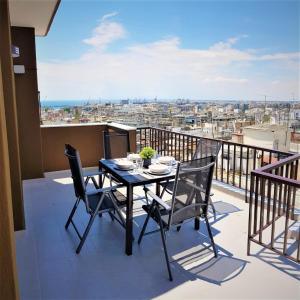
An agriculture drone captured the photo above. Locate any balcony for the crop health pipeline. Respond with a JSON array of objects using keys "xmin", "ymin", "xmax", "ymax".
[
  {"xmin": 1, "ymin": 1, "xmax": 298, "ymax": 298},
  {"xmin": 15, "ymin": 124, "xmax": 299, "ymax": 299}
]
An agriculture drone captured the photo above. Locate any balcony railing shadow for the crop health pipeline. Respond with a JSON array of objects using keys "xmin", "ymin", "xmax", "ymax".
[{"xmin": 252, "ymin": 235, "xmax": 300, "ymax": 281}]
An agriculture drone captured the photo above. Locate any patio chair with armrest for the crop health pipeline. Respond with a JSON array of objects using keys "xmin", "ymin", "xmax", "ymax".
[
  {"xmin": 138, "ymin": 159, "xmax": 217, "ymax": 281},
  {"xmin": 102, "ymin": 130, "xmax": 130, "ymax": 186},
  {"xmin": 64, "ymin": 144, "xmax": 127, "ymax": 254},
  {"xmin": 103, "ymin": 130, "xmax": 130, "ymax": 159},
  {"xmin": 102, "ymin": 131, "xmax": 147, "ymax": 203},
  {"xmin": 79, "ymin": 130, "xmax": 131, "ymax": 189},
  {"xmin": 158, "ymin": 138, "xmax": 221, "ymax": 217}
]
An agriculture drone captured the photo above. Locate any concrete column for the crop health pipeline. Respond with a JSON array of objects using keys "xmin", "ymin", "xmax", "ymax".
[
  {"xmin": 0, "ymin": 0, "xmax": 25, "ymax": 230},
  {"xmin": 11, "ymin": 27, "xmax": 44, "ymax": 179},
  {"xmin": 0, "ymin": 36, "xmax": 20, "ymax": 300}
]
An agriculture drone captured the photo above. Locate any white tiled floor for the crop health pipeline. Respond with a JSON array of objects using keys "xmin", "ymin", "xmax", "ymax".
[{"xmin": 16, "ymin": 170, "xmax": 300, "ymax": 300}]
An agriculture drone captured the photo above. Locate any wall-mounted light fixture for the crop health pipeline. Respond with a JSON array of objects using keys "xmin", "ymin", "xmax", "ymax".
[
  {"xmin": 11, "ymin": 45, "xmax": 20, "ymax": 58},
  {"xmin": 13, "ymin": 65, "xmax": 25, "ymax": 74}
]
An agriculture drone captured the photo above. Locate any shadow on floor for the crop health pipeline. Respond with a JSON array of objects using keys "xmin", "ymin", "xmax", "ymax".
[{"xmin": 18, "ymin": 175, "xmax": 248, "ymax": 299}]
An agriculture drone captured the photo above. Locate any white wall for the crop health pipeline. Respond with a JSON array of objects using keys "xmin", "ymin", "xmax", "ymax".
[{"xmin": 243, "ymin": 126, "xmax": 290, "ymax": 151}]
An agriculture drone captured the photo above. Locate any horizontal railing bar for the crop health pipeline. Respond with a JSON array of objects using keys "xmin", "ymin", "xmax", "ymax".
[
  {"xmin": 252, "ymin": 171, "xmax": 300, "ymax": 188},
  {"xmin": 137, "ymin": 126, "xmax": 292, "ymax": 157},
  {"xmin": 253, "ymin": 153, "xmax": 300, "ymax": 173}
]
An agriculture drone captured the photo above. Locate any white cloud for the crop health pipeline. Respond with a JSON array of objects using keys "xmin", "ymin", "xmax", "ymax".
[
  {"xmin": 210, "ymin": 34, "xmax": 248, "ymax": 51},
  {"xmin": 101, "ymin": 11, "xmax": 119, "ymax": 21},
  {"xmin": 38, "ymin": 17, "xmax": 300, "ymax": 100},
  {"xmin": 83, "ymin": 13, "xmax": 126, "ymax": 50}
]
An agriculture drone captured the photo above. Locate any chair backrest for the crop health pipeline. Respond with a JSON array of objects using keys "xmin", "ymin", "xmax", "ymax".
[
  {"xmin": 64, "ymin": 144, "xmax": 86, "ymax": 200},
  {"xmin": 168, "ymin": 158, "xmax": 215, "ymax": 227},
  {"xmin": 103, "ymin": 131, "xmax": 130, "ymax": 159},
  {"xmin": 192, "ymin": 138, "xmax": 221, "ymax": 162}
]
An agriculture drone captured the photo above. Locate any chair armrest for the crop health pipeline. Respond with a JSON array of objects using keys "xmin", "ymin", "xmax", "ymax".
[
  {"xmin": 83, "ymin": 169, "xmax": 104, "ymax": 177},
  {"xmin": 144, "ymin": 188, "xmax": 171, "ymax": 210},
  {"xmin": 86, "ymin": 184, "xmax": 124, "ymax": 196}
]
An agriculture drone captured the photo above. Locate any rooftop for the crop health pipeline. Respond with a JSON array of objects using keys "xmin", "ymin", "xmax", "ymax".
[{"xmin": 243, "ymin": 124, "xmax": 288, "ymax": 131}]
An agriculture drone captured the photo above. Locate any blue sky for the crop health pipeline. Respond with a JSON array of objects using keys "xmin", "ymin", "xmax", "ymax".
[{"xmin": 36, "ymin": 0, "xmax": 300, "ymax": 101}]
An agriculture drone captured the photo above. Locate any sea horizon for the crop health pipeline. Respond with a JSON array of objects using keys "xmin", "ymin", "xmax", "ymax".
[{"xmin": 41, "ymin": 98, "xmax": 295, "ymax": 108}]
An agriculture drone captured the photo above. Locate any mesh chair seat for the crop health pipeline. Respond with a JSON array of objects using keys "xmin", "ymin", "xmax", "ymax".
[
  {"xmin": 112, "ymin": 189, "xmax": 127, "ymax": 205},
  {"xmin": 142, "ymin": 204, "xmax": 170, "ymax": 227},
  {"xmin": 87, "ymin": 191, "xmax": 126, "ymax": 213},
  {"xmin": 142, "ymin": 196, "xmax": 206, "ymax": 227}
]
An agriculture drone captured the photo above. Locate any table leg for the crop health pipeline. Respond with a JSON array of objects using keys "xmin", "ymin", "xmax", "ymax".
[
  {"xmin": 156, "ymin": 183, "xmax": 161, "ymax": 196},
  {"xmin": 98, "ymin": 163, "xmax": 103, "ymax": 188},
  {"xmin": 125, "ymin": 185, "xmax": 133, "ymax": 255},
  {"xmin": 194, "ymin": 217, "xmax": 200, "ymax": 230}
]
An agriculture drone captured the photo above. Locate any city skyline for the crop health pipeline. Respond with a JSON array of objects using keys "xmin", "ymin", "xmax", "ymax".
[{"xmin": 36, "ymin": 0, "xmax": 299, "ymax": 101}]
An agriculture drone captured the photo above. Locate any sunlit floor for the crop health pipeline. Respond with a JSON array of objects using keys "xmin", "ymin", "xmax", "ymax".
[{"xmin": 16, "ymin": 169, "xmax": 300, "ymax": 300}]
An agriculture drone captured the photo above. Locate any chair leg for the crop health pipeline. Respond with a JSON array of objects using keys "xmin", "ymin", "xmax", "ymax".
[
  {"xmin": 65, "ymin": 198, "xmax": 80, "ymax": 229},
  {"xmin": 108, "ymin": 211, "xmax": 114, "ymax": 221},
  {"xmin": 156, "ymin": 207, "xmax": 173, "ymax": 281},
  {"xmin": 76, "ymin": 194, "xmax": 105, "ymax": 254},
  {"xmin": 209, "ymin": 197, "xmax": 217, "ymax": 219},
  {"xmin": 138, "ymin": 202, "xmax": 155, "ymax": 244},
  {"xmin": 160, "ymin": 185, "xmax": 167, "ymax": 198},
  {"xmin": 113, "ymin": 205, "xmax": 126, "ymax": 227},
  {"xmin": 204, "ymin": 216, "xmax": 217, "ymax": 257},
  {"xmin": 91, "ymin": 176, "xmax": 99, "ymax": 189},
  {"xmin": 76, "ymin": 213, "xmax": 97, "ymax": 254},
  {"xmin": 143, "ymin": 186, "xmax": 149, "ymax": 205},
  {"xmin": 176, "ymin": 222, "xmax": 183, "ymax": 232}
]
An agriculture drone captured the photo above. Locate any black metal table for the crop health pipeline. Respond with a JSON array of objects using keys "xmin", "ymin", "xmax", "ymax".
[{"xmin": 99, "ymin": 159, "xmax": 176, "ymax": 255}]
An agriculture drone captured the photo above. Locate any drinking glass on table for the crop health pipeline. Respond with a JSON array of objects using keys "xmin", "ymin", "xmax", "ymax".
[
  {"xmin": 152, "ymin": 152, "xmax": 160, "ymax": 164},
  {"xmin": 136, "ymin": 156, "xmax": 143, "ymax": 172},
  {"xmin": 127, "ymin": 152, "xmax": 134, "ymax": 160}
]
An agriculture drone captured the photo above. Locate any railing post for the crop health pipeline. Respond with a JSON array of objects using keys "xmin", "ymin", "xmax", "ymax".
[{"xmin": 247, "ymin": 173, "xmax": 255, "ymax": 255}]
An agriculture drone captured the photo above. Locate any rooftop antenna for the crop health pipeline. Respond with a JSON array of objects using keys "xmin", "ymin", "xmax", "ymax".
[{"xmin": 259, "ymin": 94, "xmax": 271, "ymax": 123}]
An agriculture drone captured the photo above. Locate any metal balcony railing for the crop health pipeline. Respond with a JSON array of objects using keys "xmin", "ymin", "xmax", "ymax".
[{"xmin": 136, "ymin": 127, "xmax": 292, "ymax": 200}]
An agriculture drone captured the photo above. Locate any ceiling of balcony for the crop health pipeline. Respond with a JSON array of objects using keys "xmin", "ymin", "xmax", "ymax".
[{"xmin": 9, "ymin": 0, "xmax": 60, "ymax": 36}]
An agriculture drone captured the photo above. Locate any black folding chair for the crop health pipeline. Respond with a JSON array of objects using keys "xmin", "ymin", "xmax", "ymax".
[
  {"xmin": 78, "ymin": 131, "xmax": 131, "ymax": 189},
  {"xmin": 103, "ymin": 131, "xmax": 130, "ymax": 159},
  {"xmin": 102, "ymin": 131, "xmax": 147, "ymax": 203},
  {"xmin": 138, "ymin": 159, "xmax": 217, "ymax": 281},
  {"xmin": 101, "ymin": 131, "xmax": 129, "ymax": 184},
  {"xmin": 64, "ymin": 144, "xmax": 127, "ymax": 254},
  {"xmin": 159, "ymin": 138, "xmax": 221, "ymax": 217}
]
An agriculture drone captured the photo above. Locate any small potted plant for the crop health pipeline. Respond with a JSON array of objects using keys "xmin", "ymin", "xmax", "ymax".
[{"xmin": 139, "ymin": 147, "xmax": 156, "ymax": 168}]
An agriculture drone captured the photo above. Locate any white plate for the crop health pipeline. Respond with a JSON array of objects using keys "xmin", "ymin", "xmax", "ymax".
[
  {"xmin": 147, "ymin": 170, "xmax": 171, "ymax": 176},
  {"xmin": 115, "ymin": 166, "xmax": 134, "ymax": 171},
  {"xmin": 158, "ymin": 156, "xmax": 176, "ymax": 165},
  {"xmin": 115, "ymin": 159, "xmax": 134, "ymax": 170},
  {"xmin": 148, "ymin": 164, "xmax": 170, "ymax": 174}
]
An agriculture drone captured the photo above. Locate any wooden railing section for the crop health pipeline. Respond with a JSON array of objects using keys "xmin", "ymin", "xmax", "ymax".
[{"xmin": 248, "ymin": 154, "xmax": 300, "ymax": 263}]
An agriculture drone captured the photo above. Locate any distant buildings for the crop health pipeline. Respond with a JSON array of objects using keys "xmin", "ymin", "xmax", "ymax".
[{"xmin": 40, "ymin": 100, "xmax": 300, "ymax": 153}]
